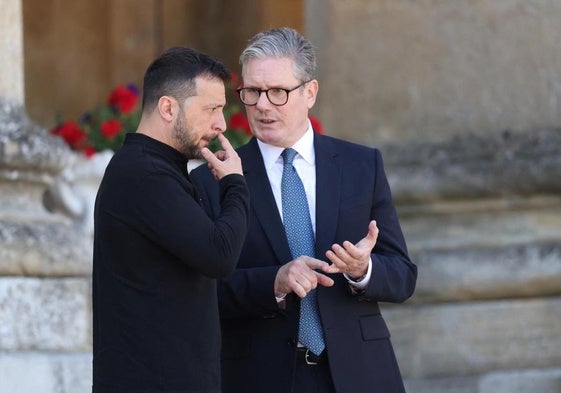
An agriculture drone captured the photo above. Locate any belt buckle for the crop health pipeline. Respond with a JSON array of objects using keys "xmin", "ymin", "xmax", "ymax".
[{"xmin": 304, "ymin": 349, "xmax": 318, "ymax": 366}]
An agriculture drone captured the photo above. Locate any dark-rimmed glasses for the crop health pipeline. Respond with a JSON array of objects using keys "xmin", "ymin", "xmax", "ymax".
[{"xmin": 236, "ymin": 81, "xmax": 311, "ymax": 106}]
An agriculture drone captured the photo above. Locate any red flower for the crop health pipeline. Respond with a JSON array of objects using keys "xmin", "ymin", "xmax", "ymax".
[
  {"xmin": 52, "ymin": 121, "xmax": 87, "ymax": 148},
  {"xmin": 101, "ymin": 119, "xmax": 122, "ymax": 139},
  {"xmin": 83, "ymin": 145, "xmax": 96, "ymax": 158},
  {"xmin": 108, "ymin": 85, "xmax": 138, "ymax": 114},
  {"xmin": 229, "ymin": 112, "xmax": 252, "ymax": 135},
  {"xmin": 309, "ymin": 115, "xmax": 324, "ymax": 134},
  {"xmin": 230, "ymin": 72, "xmax": 241, "ymax": 88}
]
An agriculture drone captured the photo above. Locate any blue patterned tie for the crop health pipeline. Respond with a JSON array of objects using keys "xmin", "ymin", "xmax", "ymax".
[{"xmin": 281, "ymin": 148, "xmax": 325, "ymax": 355}]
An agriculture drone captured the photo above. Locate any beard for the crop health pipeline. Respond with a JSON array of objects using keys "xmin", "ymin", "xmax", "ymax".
[{"xmin": 172, "ymin": 114, "xmax": 204, "ymax": 159}]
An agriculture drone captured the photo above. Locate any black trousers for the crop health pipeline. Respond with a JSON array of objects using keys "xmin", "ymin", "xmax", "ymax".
[{"xmin": 293, "ymin": 350, "xmax": 337, "ymax": 393}]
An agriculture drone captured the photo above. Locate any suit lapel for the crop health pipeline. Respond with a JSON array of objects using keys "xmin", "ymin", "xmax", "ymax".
[
  {"xmin": 314, "ymin": 134, "xmax": 341, "ymax": 259},
  {"xmin": 240, "ymin": 139, "xmax": 293, "ymax": 264},
  {"xmin": 240, "ymin": 135, "xmax": 342, "ymax": 264}
]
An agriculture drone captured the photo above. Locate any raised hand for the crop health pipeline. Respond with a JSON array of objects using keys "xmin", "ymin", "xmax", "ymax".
[
  {"xmin": 325, "ymin": 220, "xmax": 378, "ymax": 279},
  {"xmin": 200, "ymin": 133, "xmax": 243, "ymax": 180}
]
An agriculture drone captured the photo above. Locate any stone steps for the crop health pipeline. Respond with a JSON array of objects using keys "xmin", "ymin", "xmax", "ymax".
[
  {"xmin": 384, "ymin": 296, "xmax": 561, "ymax": 379},
  {"xmin": 385, "ymin": 192, "xmax": 561, "ymax": 392}
]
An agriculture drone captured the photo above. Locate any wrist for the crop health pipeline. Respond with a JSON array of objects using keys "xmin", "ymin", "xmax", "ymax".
[{"xmin": 348, "ymin": 273, "xmax": 367, "ymax": 282}]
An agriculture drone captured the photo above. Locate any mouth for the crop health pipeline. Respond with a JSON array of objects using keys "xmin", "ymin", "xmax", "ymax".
[{"xmin": 204, "ymin": 133, "xmax": 218, "ymax": 143}]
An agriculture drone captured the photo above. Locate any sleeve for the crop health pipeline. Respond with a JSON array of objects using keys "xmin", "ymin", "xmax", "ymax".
[
  {"xmin": 135, "ymin": 171, "xmax": 250, "ymax": 278},
  {"xmin": 192, "ymin": 164, "xmax": 286, "ymax": 319},
  {"xmin": 360, "ymin": 149, "xmax": 417, "ymax": 303},
  {"xmin": 218, "ymin": 265, "xmax": 284, "ymax": 319}
]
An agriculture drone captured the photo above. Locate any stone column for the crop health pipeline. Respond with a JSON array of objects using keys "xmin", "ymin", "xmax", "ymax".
[
  {"xmin": 0, "ymin": 0, "xmax": 24, "ymax": 104},
  {"xmin": 0, "ymin": 1, "xmax": 92, "ymax": 391}
]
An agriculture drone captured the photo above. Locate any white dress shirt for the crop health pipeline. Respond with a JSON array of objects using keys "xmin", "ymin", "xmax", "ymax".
[{"xmin": 257, "ymin": 121, "xmax": 372, "ymax": 292}]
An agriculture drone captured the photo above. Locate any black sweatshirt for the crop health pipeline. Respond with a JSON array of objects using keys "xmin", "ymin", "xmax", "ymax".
[{"xmin": 92, "ymin": 133, "xmax": 249, "ymax": 393}]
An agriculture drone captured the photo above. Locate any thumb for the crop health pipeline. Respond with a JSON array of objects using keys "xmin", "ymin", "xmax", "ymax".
[
  {"xmin": 366, "ymin": 220, "xmax": 378, "ymax": 239},
  {"xmin": 361, "ymin": 220, "xmax": 378, "ymax": 246}
]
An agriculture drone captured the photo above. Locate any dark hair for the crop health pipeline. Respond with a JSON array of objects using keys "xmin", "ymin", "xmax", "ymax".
[{"xmin": 142, "ymin": 47, "xmax": 230, "ymax": 113}]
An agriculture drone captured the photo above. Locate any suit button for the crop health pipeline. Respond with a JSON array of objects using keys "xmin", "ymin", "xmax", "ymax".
[{"xmin": 288, "ymin": 338, "xmax": 297, "ymax": 347}]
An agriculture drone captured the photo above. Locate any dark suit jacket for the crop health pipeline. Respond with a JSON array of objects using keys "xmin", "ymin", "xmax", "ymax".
[{"xmin": 191, "ymin": 133, "xmax": 417, "ymax": 393}]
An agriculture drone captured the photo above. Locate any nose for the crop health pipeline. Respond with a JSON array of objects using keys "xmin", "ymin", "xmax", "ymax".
[
  {"xmin": 215, "ymin": 112, "xmax": 227, "ymax": 133},
  {"xmin": 255, "ymin": 91, "xmax": 271, "ymax": 110}
]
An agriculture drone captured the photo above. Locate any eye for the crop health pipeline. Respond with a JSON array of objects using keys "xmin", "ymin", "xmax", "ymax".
[
  {"xmin": 268, "ymin": 88, "xmax": 285, "ymax": 96},
  {"xmin": 244, "ymin": 88, "xmax": 260, "ymax": 97}
]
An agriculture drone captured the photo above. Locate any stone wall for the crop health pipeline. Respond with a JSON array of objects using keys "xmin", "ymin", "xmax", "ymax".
[
  {"xmin": 0, "ymin": 99, "xmax": 94, "ymax": 392},
  {"xmin": 382, "ymin": 129, "xmax": 561, "ymax": 391},
  {"xmin": 1, "ymin": 2, "xmax": 93, "ymax": 391},
  {"xmin": 307, "ymin": 0, "xmax": 561, "ymax": 144},
  {"xmin": 306, "ymin": 1, "xmax": 561, "ymax": 391}
]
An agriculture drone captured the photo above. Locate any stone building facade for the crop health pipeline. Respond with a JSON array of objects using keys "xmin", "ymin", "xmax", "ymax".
[
  {"xmin": 1, "ymin": 1, "xmax": 560, "ymax": 392},
  {"xmin": 305, "ymin": 1, "xmax": 561, "ymax": 391}
]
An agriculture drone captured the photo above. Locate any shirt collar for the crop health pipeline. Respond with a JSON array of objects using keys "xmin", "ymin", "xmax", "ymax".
[{"xmin": 257, "ymin": 120, "xmax": 315, "ymax": 168}]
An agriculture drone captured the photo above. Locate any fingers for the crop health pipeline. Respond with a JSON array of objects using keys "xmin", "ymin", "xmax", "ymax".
[
  {"xmin": 199, "ymin": 148, "xmax": 221, "ymax": 180},
  {"xmin": 325, "ymin": 221, "xmax": 378, "ymax": 277},
  {"xmin": 214, "ymin": 150, "xmax": 227, "ymax": 161},
  {"xmin": 216, "ymin": 133, "xmax": 235, "ymax": 153},
  {"xmin": 275, "ymin": 220, "xmax": 379, "ymax": 296},
  {"xmin": 315, "ymin": 271, "xmax": 334, "ymax": 287},
  {"xmin": 292, "ymin": 281, "xmax": 310, "ymax": 298},
  {"xmin": 301, "ymin": 256, "xmax": 331, "ymax": 271},
  {"xmin": 320, "ymin": 262, "xmax": 342, "ymax": 274},
  {"xmin": 326, "ymin": 242, "xmax": 361, "ymax": 265},
  {"xmin": 199, "ymin": 137, "xmax": 243, "ymax": 180},
  {"xmin": 274, "ymin": 257, "xmax": 337, "ymax": 298},
  {"xmin": 337, "ymin": 241, "xmax": 363, "ymax": 260},
  {"xmin": 200, "ymin": 147, "xmax": 218, "ymax": 165},
  {"xmin": 326, "ymin": 244, "xmax": 366, "ymax": 276}
]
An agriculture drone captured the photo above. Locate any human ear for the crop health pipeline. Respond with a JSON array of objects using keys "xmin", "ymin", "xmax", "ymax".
[
  {"xmin": 306, "ymin": 79, "xmax": 319, "ymax": 109},
  {"xmin": 157, "ymin": 96, "xmax": 176, "ymax": 122}
]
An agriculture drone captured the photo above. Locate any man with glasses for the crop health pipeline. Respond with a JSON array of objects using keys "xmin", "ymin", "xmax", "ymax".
[{"xmin": 192, "ymin": 27, "xmax": 417, "ymax": 393}]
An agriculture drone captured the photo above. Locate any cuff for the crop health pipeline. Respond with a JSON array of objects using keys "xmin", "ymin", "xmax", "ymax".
[{"xmin": 344, "ymin": 257, "xmax": 372, "ymax": 291}]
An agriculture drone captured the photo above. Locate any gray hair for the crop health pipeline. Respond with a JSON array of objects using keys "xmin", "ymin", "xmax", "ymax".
[{"xmin": 240, "ymin": 27, "xmax": 317, "ymax": 82}]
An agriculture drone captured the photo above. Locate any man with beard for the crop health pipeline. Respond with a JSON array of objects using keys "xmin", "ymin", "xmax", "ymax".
[{"xmin": 92, "ymin": 47, "xmax": 250, "ymax": 393}]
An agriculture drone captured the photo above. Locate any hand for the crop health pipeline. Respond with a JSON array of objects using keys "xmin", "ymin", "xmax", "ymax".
[
  {"xmin": 274, "ymin": 256, "xmax": 338, "ymax": 298},
  {"xmin": 325, "ymin": 220, "xmax": 378, "ymax": 279},
  {"xmin": 200, "ymin": 134, "xmax": 243, "ymax": 180}
]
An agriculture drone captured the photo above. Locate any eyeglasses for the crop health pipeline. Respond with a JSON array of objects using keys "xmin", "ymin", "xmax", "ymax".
[{"xmin": 236, "ymin": 80, "xmax": 311, "ymax": 106}]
